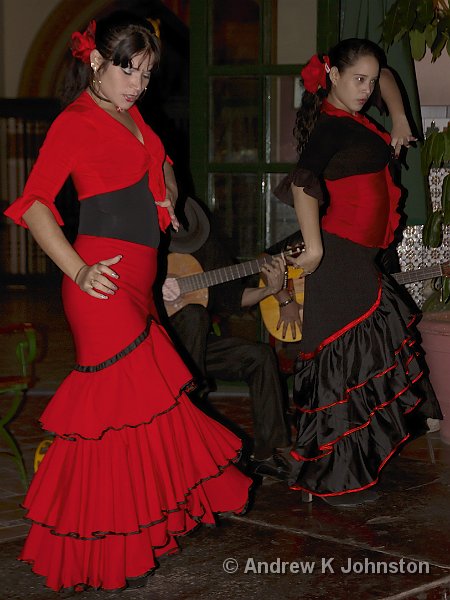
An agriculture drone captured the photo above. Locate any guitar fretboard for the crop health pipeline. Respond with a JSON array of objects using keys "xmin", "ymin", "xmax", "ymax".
[
  {"xmin": 177, "ymin": 256, "xmax": 273, "ymax": 294},
  {"xmin": 393, "ymin": 265, "xmax": 443, "ymax": 285}
]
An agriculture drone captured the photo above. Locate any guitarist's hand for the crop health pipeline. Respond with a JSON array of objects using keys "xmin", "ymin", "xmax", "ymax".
[
  {"xmin": 261, "ymin": 256, "xmax": 286, "ymax": 294},
  {"xmin": 286, "ymin": 247, "xmax": 323, "ymax": 277},
  {"xmin": 277, "ymin": 301, "xmax": 302, "ymax": 340},
  {"xmin": 162, "ymin": 277, "xmax": 181, "ymax": 302}
]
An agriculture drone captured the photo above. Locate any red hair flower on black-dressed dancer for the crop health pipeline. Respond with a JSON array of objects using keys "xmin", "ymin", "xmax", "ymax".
[
  {"xmin": 301, "ymin": 54, "xmax": 331, "ymax": 93},
  {"xmin": 70, "ymin": 20, "xmax": 96, "ymax": 64}
]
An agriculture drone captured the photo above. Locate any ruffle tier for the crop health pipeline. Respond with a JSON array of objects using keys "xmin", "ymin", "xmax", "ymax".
[
  {"xmin": 39, "ymin": 320, "xmax": 195, "ymax": 439},
  {"xmin": 290, "ymin": 276, "xmax": 440, "ymax": 497},
  {"xmin": 20, "ymin": 320, "xmax": 251, "ymax": 591}
]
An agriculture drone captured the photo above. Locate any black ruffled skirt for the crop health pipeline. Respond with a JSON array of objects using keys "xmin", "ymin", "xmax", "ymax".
[{"xmin": 290, "ymin": 232, "xmax": 442, "ymax": 497}]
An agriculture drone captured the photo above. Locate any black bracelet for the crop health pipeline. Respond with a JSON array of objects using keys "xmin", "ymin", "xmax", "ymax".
[{"xmin": 279, "ymin": 297, "xmax": 293, "ymax": 308}]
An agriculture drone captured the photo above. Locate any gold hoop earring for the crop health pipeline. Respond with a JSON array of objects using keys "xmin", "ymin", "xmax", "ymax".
[{"xmin": 92, "ymin": 72, "xmax": 102, "ymax": 87}]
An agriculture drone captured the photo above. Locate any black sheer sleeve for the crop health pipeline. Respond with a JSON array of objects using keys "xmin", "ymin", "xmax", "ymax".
[{"xmin": 273, "ymin": 114, "xmax": 341, "ymax": 206}]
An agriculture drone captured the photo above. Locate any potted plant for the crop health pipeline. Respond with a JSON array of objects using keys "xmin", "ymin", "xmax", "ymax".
[
  {"xmin": 382, "ymin": 0, "xmax": 450, "ymax": 306},
  {"xmin": 417, "ymin": 128, "xmax": 450, "ymax": 443},
  {"xmin": 420, "ymin": 124, "xmax": 450, "ymax": 309},
  {"xmin": 382, "ymin": 1, "xmax": 450, "ymax": 441},
  {"xmin": 382, "ymin": 0, "xmax": 450, "ymax": 62}
]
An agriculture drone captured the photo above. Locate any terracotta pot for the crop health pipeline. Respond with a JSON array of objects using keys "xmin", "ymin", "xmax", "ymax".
[{"xmin": 418, "ymin": 312, "xmax": 450, "ymax": 444}]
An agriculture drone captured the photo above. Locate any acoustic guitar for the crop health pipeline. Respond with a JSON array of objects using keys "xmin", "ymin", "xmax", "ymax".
[
  {"xmin": 164, "ymin": 244, "xmax": 305, "ymax": 317},
  {"xmin": 260, "ymin": 260, "xmax": 450, "ymax": 342}
]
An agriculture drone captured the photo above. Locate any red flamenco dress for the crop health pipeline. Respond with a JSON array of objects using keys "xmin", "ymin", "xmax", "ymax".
[
  {"xmin": 279, "ymin": 100, "xmax": 442, "ymax": 499},
  {"xmin": 4, "ymin": 91, "xmax": 251, "ymax": 591}
]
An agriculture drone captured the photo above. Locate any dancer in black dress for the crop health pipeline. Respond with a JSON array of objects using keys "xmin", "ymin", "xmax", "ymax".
[{"xmin": 278, "ymin": 39, "xmax": 442, "ymax": 506}]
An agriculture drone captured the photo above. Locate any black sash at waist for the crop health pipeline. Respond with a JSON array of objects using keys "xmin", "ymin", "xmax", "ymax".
[{"xmin": 78, "ymin": 175, "xmax": 160, "ymax": 248}]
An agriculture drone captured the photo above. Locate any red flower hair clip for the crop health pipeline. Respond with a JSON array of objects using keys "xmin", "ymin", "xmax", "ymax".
[
  {"xmin": 70, "ymin": 20, "xmax": 96, "ymax": 64},
  {"xmin": 301, "ymin": 54, "xmax": 331, "ymax": 93}
]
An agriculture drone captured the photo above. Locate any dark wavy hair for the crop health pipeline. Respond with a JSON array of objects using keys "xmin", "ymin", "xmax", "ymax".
[
  {"xmin": 294, "ymin": 38, "xmax": 387, "ymax": 157},
  {"xmin": 62, "ymin": 11, "xmax": 161, "ymax": 106}
]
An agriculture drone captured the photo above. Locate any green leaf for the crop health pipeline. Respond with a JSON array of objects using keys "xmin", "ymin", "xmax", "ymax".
[
  {"xmin": 443, "ymin": 174, "xmax": 450, "ymax": 225},
  {"xmin": 410, "ymin": 29, "xmax": 427, "ymax": 59},
  {"xmin": 382, "ymin": 0, "xmax": 415, "ymax": 47},
  {"xmin": 431, "ymin": 31, "xmax": 449, "ymax": 60},
  {"xmin": 442, "ymin": 276, "xmax": 450, "ymax": 304},
  {"xmin": 422, "ymin": 210, "xmax": 433, "ymax": 245},
  {"xmin": 394, "ymin": 26, "xmax": 409, "ymax": 43},
  {"xmin": 421, "ymin": 133, "xmax": 434, "ymax": 174},
  {"xmin": 430, "ymin": 131, "xmax": 446, "ymax": 166},
  {"xmin": 423, "ymin": 210, "xmax": 444, "ymax": 247},
  {"xmin": 443, "ymin": 130, "xmax": 450, "ymax": 162},
  {"xmin": 416, "ymin": 0, "xmax": 436, "ymax": 30},
  {"xmin": 425, "ymin": 23, "xmax": 438, "ymax": 46}
]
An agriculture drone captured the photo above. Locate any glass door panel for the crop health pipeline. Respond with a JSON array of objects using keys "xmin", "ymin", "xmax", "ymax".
[
  {"xmin": 210, "ymin": 77, "xmax": 260, "ymax": 163},
  {"xmin": 209, "ymin": 172, "xmax": 261, "ymax": 259},
  {"xmin": 210, "ymin": 0, "xmax": 261, "ymax": 65}
]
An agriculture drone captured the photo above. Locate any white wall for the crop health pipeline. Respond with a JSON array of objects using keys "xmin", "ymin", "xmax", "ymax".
[
  {"xmin": 415, "ymin": 50, "xmax": 450, "ymax": 106},
  {"xmin": 2, "ymin": 0, "xmax": 60, "ymax": 96}
]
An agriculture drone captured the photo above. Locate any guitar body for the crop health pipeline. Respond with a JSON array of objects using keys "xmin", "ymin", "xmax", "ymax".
[
  {"xmin": 259, "ymin": 267, "xmax": 305, "ymax": 342},
  {"xmin": 165, "ymin": 253, "xmax": 208, "ymax": 317}
]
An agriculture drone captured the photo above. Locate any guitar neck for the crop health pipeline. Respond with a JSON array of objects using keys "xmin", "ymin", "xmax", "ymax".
[
  {"xmin": 393, "ymin": 264, "xmax": 442, "ymax": 285},
  {"xmin": 177, "ymin": 256, "xmax": 271, "ymax": 294}
]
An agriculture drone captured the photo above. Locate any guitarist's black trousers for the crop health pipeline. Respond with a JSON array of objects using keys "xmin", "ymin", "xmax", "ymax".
[{"xmin": 169, "ymin": 304, "xmax": 291, "ymax": 460}]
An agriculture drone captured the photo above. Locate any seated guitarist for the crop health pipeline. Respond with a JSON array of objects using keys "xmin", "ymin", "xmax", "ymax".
[{"xmin": 160, "ymin": 197, "xmax": 301, "ymax": 481}]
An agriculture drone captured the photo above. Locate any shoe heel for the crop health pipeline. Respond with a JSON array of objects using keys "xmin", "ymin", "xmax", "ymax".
[{"xmin": 301, "ymin": 491, "xmax": 313, "ymax": 503}]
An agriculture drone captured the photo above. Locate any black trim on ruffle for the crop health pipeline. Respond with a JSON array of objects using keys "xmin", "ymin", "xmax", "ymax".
[
  {"xmin": 74, "ymin": 319, "xmax": 153, "ymax": 373},
  {"xmin": 45, "ymin": 378, "xmax": 197, "ymax": 442},
  {"xmin": 22, "ymin": 455, "xmax": 249, "ymax": 541}
]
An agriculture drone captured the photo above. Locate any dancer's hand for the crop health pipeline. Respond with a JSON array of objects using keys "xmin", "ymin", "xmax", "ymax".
[
  {"xmin": 162, "ymin": 277, "xmax": 181, "ymax": 301},
  {"xmin": 75, "ymin": 255, "xmax": 122, "ymax": 299},
  {"xmin": 390, "ymin": 115, "xmax": 417, "ymax": 158},
  {"xmin": 277, "ymin": 300, "xmax": 302, "ymax": 340},
  {"xmin": 156, "ymin": 199, "xmax": 180, "ymax": 232},
  {"xmin": 286, "ymin": 247, "xmax": 322, "ymax": 277}
]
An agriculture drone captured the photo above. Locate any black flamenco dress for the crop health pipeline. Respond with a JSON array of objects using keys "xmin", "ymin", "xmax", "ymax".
[
  {"xmin": 4, "ymin": 91, "xmax": 251, "ymax": 591},
  {"xmin": 283, "ymin": 100, "xmax": 442, "ymax": 499}
]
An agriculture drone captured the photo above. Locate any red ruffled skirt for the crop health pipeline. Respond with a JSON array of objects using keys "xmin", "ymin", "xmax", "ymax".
[{"xmin": 20, "ymin": 235, "xmax": 251, "ymax": 591}]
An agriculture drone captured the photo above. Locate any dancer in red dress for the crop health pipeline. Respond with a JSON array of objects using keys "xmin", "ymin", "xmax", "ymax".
[{"xmin": 4, "ymin": 12, "xmax": 251, "ymax": 591}]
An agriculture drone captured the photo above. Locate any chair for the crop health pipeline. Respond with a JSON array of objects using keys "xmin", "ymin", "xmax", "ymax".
[{"xmin": 0, "ymin": 323, "xmax": 37, "ymax": 488}]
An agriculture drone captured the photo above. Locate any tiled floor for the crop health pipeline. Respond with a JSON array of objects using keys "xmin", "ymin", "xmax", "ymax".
[{"xmin": 1, "ymin": 282, "xmax": 450, "ymax": 599}]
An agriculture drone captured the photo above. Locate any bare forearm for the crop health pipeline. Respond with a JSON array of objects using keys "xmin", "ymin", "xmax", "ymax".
[
  {"xmin": 241, "ymin": 285, "xmax": 280, "ymax": 308},
  {"xmin": 23, "ymin": 201, "xmax": 85, "ymax": 281},
  {"xmin": 163, "ymin": 161, "xmax": 178, "ymax": 205},
  {"xmin": 379, "ymin": 67, "xmax": 406, "ymax": 120}
]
